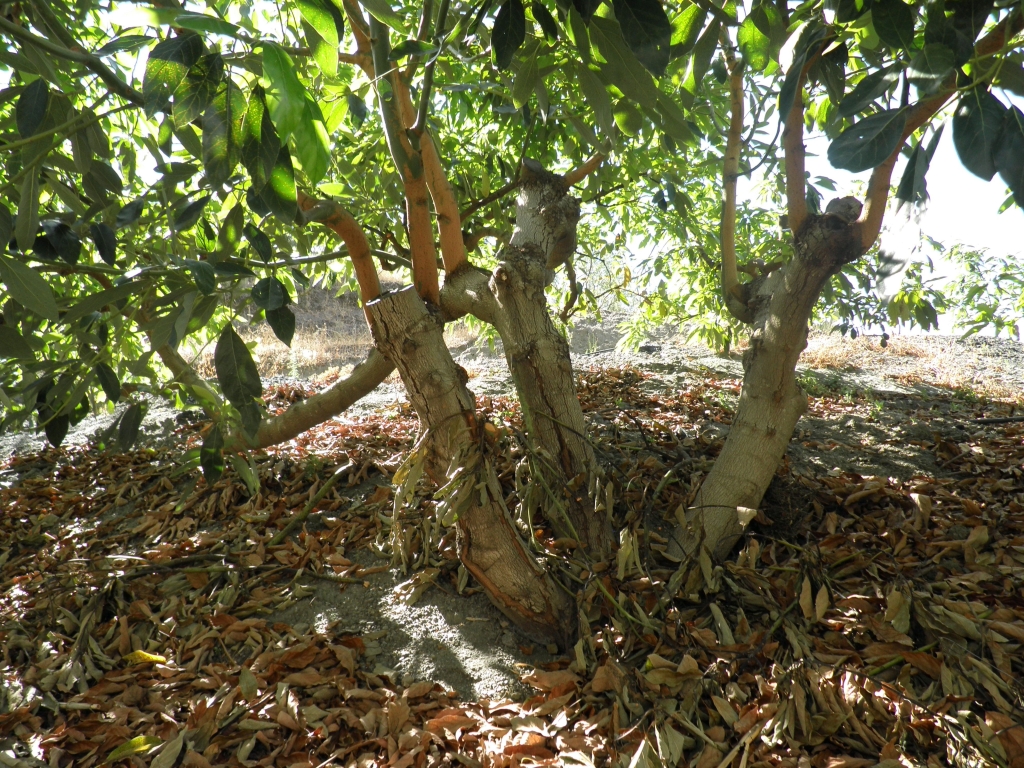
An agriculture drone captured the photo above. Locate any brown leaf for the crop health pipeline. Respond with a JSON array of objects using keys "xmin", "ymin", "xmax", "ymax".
[
  {"xmin": 522, "ymin": 669, "xmax": 578, "ymax": 692},
  {"xmin": 800, "ymin": 576, "xmax": 814, "ymax": 621},
  {"xmin": 987, "ymin": 712, "xmax": 1024, "ymax": 768},
  {"xmin": 592, "ymin": 663, "xmax": 625, "ymax": 694}
]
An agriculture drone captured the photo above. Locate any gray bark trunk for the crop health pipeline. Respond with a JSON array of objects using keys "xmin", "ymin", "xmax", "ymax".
[
  {"xmin": 671, "ymin": 205, "xmax": 864, "ymax": 561},
  {"xmin": 441, "ymin": 163, "xmax": 613, "ymax": 556},
  {"xmin": 369, "ymin": 286, "xmax": 575, "ymax": 647}
]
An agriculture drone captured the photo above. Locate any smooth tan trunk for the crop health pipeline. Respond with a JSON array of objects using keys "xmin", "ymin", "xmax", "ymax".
[{"xmin": 369, "ymin": 287, "xmax": 575, "ymax": 647}]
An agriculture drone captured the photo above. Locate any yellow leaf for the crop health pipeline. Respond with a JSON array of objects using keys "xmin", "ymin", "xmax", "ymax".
[
  {"xmin": 240, "ymin": 667, "xmax": 258, "ymax": 701},
  {"xmin": 122, "ymin": 650, "xmax": 166, "ymax": 665},
  {"xmin": 815, "ymin": 584, "xmax": 829, "ymax": 622},
  {"xmin": 799, "ymin": 576, "xmax": 813, "ymax": 621},
  {"xmin": 106, "ymin": 735, "xmax": 162, "ymax": 763},
  {"xmin": 710, "ymin": 694, "xmax": 738, "ymax": 724}
]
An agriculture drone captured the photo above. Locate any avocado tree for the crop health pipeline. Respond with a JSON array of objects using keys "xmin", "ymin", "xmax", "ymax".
[
  {"xmin": 664, "ymin": 0, "xmax": 1023, "ymax": 562},
  {"xmin": 0, "ymin": 0, "xmax": 1020, "ymax": 647}
]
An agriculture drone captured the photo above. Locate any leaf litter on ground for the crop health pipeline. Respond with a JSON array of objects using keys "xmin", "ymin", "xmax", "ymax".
[{"xmin": 0, "ymin": 363, "xmax": 1022, "ymax": 768}]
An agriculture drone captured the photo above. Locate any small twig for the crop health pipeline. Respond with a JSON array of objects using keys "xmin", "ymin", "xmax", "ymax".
[
  {"xmin": 268, "ymin": 462, "xmax": 355, "ymax": 546},
  {"xmin": 973, "ymin": 416, "xmax": 1024, "ymax": 424},
  {"xmin": 459, "ymin": 180, "xmax": 519, "ymax": 222}
]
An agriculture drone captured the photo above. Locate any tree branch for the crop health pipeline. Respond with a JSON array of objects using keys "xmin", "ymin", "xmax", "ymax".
[
  {"xmin": 0, "ymin": 16, "xmax": 144, "ymax": 107},
  {"xmin": 783, "ymin": 64, "xmax": 809, "ymax": 236},
  {"xmin": 721, "ymin": 55, "xmax": 754, "ymax": 323},
  {"xmin": 226, "ymin": 349, "xmax": 395, "ymax": 451},
  {"xmin": 460, "ymin": 180, "xmax": 519, "ymax": 222},
  {"xmin": 563, "ymin": 152, "xmax": 605, "ymax": 186},
  {"xmin": 855, "ymin": 9, "xmax": 1024, "ymax": 250},
  {"xmin": 370, "ymin": 17, "xmax": 441, "ymax": 303},
  {"xmin": 296, "ymin": 191, "xmax": 382, "ymax": 311}
]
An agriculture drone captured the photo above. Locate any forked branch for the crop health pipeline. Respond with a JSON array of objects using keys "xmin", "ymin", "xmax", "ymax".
[
  {"xmin": 370, "ymin": 16, "xmax": 441, "ymax": 302},
  {"xmin": 856, "ymin": 9, "xmax": 1024, "ymax": 250}
]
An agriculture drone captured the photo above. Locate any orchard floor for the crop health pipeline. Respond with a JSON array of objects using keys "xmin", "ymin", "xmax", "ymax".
[{"xmin": 1, "ymin": 328, "xmax": 1023, "ymax": 768}]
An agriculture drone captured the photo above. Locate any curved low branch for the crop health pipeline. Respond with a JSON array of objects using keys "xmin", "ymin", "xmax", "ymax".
[
  {"xmin": 856, "ymin": 9, "xmax": 1024, "ymax": 250},
  {"xmin": 297, "ymin": 191, "xmax": 382, "ymax": 308},
  {"xmin": 228, "ymin": 350, "xmax": 394, "ymax": 451}
]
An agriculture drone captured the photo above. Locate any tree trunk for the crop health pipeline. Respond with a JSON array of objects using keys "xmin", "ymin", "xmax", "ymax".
[
  {"xmin": 671, "ymin": 204, "xmax": 864, "ymax": 561},
  {"xmin": 442, "ymin": 162, "xmax": 613, "ymax": 557},
  {"xmin": 368, "ymin": 286, "xmax": 575, "ymax": 647}
]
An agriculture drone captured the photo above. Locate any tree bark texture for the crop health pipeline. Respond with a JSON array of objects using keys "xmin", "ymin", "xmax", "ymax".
[
  {"xmin": 442, "ymin": 162, "xmax": 613, "ymax": 556},
  {"xmin": 671, "ymin": 203, "xmax": 865, "ymax": 561},
  {"xmin": 368, "ymin": 287, "xmax": 575, "ymax": 647}
]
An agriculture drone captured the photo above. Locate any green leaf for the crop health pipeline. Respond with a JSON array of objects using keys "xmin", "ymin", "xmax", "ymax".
[
  {"xmin": 655, "ymin": 92, "xmax": 696, "ymax": 145},
  {"xmin": 240, "ymin": 87, "xmax": 281, "ymax": 191},
  {"xmin": 16, "ymin": 170, "xmax": 40, "ymax": 252},
  {"xmin": 237, "ymin": 401, "xmax": 262, "ymax": 439},
  {"xmin": 827, "ymin": 107, "xmax": 907, "ymax": 172},
  {"xmin": 590, "ymin": 16, "xmax": 662, "ymax": 110},
  {"xmin": 512, "ymin": 40, "xmax": 541, "ymax": 109},
  {"xmin": 89, "ymin": 222, "xmax": 117, "ymax": 265},
  {"xmin": 493, "ymin": 0, "xmax": 526, "ymax": 71},
  {"xmin": 172, "ymin": 52, "xmax": 224, "ymax": 130},
  {"xmin": 672, "ymin": 3, "xmax": 707, "ymax": 54},
  {"xmin": 266, "ymin": 305, "xmax": 296, "ymax": 346},
  {"xmin": 291, "ymin": 98, "xmax": 331, "ymax": 184},
  {"xmin": 0, "ymin": 203, "xmax": 12, "ymax": 247},
  {"xmin": 119, "ymin": 402, "xmax": 146, "ymax": 450},
  {"xmin": 16, "ymin": 79, "xmax": 50, "ymax": 137},
  {"xmin": 45, "ymin": 413, "xmax": 70, "ymax": 448},
  {"xmin": 297, "ymin": 0, "xmax": 344, "ymax": 76},
  {"xmin": 215, "ymin": 324, "xmax": 262, "ymax": 406},
  {"xmin": 262, "ymin": 43, "xmax": 307, "ymax": 141},
  {"xmin": 567, "ymin": 6, "xmax": 592, "ymax": 63},
  {"xmin": 993, "ymin": 106, "xmax": 1024, "ymax": 207},
  {"xmin": 96, "ymin": 35, "xmax": 155, "ymax": 57},
  {"xmin": 838, "ymin": 63, "xmax": 902, "ymax": 117},
  {"xmin": 105, "ymin": 729, "xmax": 162, "ymax": 761},
  {"xmin": 252, "ymin": 145, "xmax": 298, "ymax": 222},
  {"xmin": 62, "ymin": 282, "xmax": 140, "ymax": 326},
  {"xmin": 203, "ymin": 80, "xmax": 245, "ymax": 186},
  {"xmin": 244, "ymin": 223, "xmax": 273, "ymax": 262},
  {"xmin": 96, "ymin": 362, "xmax": 121, "ymax": 403},
  {"xmin": 872, "ymin": 0, "xmax": 916, "ymax": 50},
  {"xmin": 200, "ymin": 424, "xmax": 225, "ymax": 483},
  {"xmin": 251, "ymin": 277, "xmax": 290, "ymax": 310},
  {"xmin": 174, "ymin": 195, "xmax": 211, "ymax": 231},
  {"xmin": 532, "ymin": 2, "xmax": 559, "ymax": 41},
  {"xmin": 953, "ymin": 87, "xmax": 1006, "ymax": 181},
  {"xmin": 0, "ymin": 254, "xmax": 58, "ymax": 321},
  {"xmin": 738, "ymin": 15, "xmax": 770, "ymax": 71},
  {"xmin": 995, "ymin": 61, "xmax": 1024, "ymax": 97},
  {"xmin": 682, "ymin": 17, "xmax": 720, "ymax": 98},
  {"xmin": 389, "ymin": 39, "xmax": 438, "ymax": 60},
  {"xmin": 143, "ymin": 33, "xmax": 205, "ymax": 117},
  {"xmin": 613, "ymin": 99, "xmax": 643, "ymax": 135},
  {"xmin": 777, "ymin": 22, "xmax": 825, "ymax": 121},
  {"xmin": 358, "ymin": 0, "xmax": 407, "ymax": 33},
  {"xmin": 0, "ymin": 326, "xmax": 35, "ymax": 360},
  {"xmin": 35, "ymin": 220, "xmax": 81, "ymax": 264},
  {"xmin": 578, "ymin": 61, "xmax": 614, "ymax": 137},
  {"xmin": 187, "ymin": 259, "xmax": 217, "ymax": 294},
  {"xmin": 116, "ymin": 198, "xmax": 145, "ymax": 228},
  {"xmin": 908, "ymin": 43, "xmax": 954, "ymax": 95},
  {"xmin": 613, "ymin": 0, "xmax": 672, "ymax": 77},
  {"xmin": 174, "ymin": 12, "xmax": 243, "ymax": 38}
]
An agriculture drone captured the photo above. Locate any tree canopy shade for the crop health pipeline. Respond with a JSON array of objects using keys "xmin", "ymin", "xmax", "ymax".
[{"xmin": 0, "ymin": 0, "xmax": 1022, "ymax": 640}]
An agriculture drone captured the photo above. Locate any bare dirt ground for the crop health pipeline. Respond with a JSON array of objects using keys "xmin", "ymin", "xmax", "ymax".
[{"xmin": 1, "ymin": 293, "xmax": 1022, "ymax": 767}]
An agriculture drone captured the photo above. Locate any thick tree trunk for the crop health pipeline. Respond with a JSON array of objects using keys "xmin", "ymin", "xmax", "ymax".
[
  {"xmin": 671, "ymin": 203, "xmax": 865, "ymax": 561},
  {"xmin": 369, "ymin": 287, "xmax": 575, "ymax": 647},
  {"xmin": 442, "ymin": 163, "xmax": 613, "ymax": 557}
]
